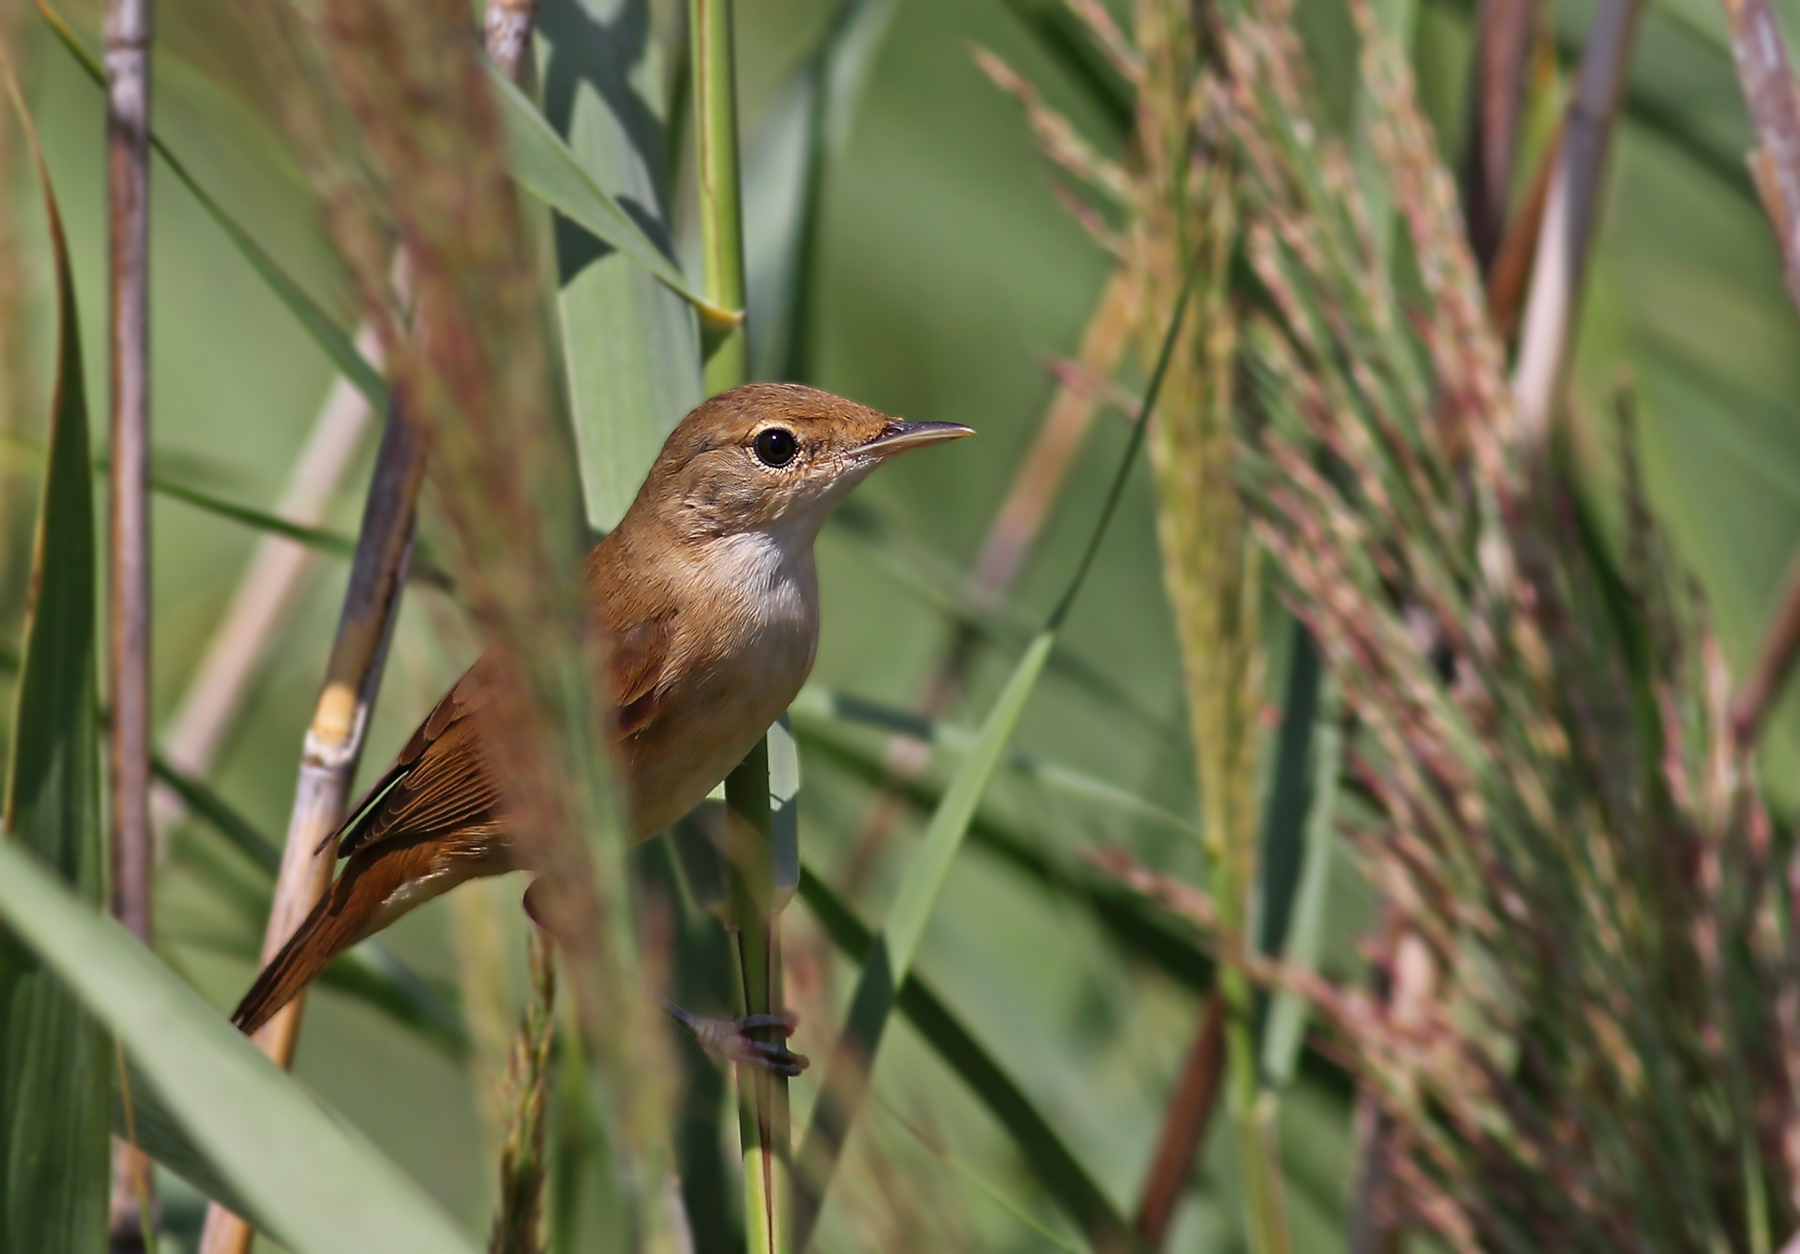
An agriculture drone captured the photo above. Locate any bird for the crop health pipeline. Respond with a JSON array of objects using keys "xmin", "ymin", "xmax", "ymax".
[{"xmin": 230, "ymin": 383, "xmax": 971, "ymax": 1053}]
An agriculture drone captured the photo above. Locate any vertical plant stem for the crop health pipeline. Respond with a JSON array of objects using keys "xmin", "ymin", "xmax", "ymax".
[
  {"xmin": 691, "ymin": 0, "xmax": 786, "ymax": 1247},
  {"xmin": 490, "ymin": 930, "xmax": 558, "ymax": 1254},
  {"xmin": 196, "ymin": 401, "xmax": 426, "ymax": 1254},
  {"xmin": 1718, "ymin": 0, "xmax": 1800, "ymax": 744},
  {"xmin": 693, "ymin": 0, "xmax": 748, "ymax": 395},
  {"xmin": 1134, "ymin": 991, "xmax": 1225, "ymax": 1248},
  {"xmin": 484, "ymin": 0, "xmax": 539, "ymax": 82},
  {"xmin": 104, "ymin": 0, "xmax": 154, "ymax": 1239},
  {"xmin": 1459, "ymin": 0, "xmax": 1534, "ymax": 273},
  {"xmin": 1137, "ymin": 0, "xmax": 1281, "ymax": 1244},
  {"xmin": 1510, "ymin": 0, "xmax": 1644, "ymax": 451}
]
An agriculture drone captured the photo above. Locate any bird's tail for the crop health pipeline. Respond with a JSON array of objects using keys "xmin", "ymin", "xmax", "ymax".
[{"xmin": 231, "ymin": 851, "xmax": 406, "ymax": 1036}]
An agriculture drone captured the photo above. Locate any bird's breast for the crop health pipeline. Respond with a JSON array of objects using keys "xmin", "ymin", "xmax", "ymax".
[{"xmin": 624, "ymin": 529, "xmax": 820, "ymax": 836}]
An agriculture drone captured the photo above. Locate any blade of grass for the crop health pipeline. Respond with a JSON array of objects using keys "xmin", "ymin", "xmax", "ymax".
[
  {"xmin": 534, "ymin": 0, "xmax": 701, "ymax": 532},
  {"xmin": 793, "ymin": 263, "xmax": 1201, "ymax": 1250},
  {"xmin": 0, "ymin": 840, "xmax": 482, "ymax": 1254},
  {"xmin": 37, "ymin": 0, "xmax": 390, "ymax": 412},
  {"xmin": 996, "ymin": 0, "xmax": 1133, "ymax": 136},
  {"xmin": 0, "ymin": 59, "xmax": 111, "ymax": 1250},
  {"xmin": 1258, "ymin": 647, "xmax": 1341, "ymax": 1092},
  {"xmin": 0, "ymin": 647, "xmax": 468, "ymax": 1058},
  {"xmin": 788, "ymin": 685, "xmax": 1197, "ymax": 838},
  {"xmin": 795, "ymin": 866, "xmax": 1134, "ymax": 1250},
  {"xmin": 487, "ymin": 60, "xmax": 738, "ymax": 329},
  {"xmin": 1510, "ymin": 0, "xmax": 1645, "ymax": 450},
  {"xmin": 794, "ymin": 722, "xmax": 1217, "ymax": 994}
]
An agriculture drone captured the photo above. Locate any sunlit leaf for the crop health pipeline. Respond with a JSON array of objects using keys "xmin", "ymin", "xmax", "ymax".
[{"xmin": 0, "ymin": 840, "xmax": 481, "ymax": 1254}]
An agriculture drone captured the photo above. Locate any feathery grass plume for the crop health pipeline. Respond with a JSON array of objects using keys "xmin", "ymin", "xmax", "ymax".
[
  {"xmin": 212, "ymin": 0, "xmax": 677, "ymax": 1239},
  {"xmin": 1125, "ymin": 1, "xmax": 1292, "ymax": 1246},
  {"xmin": 490, "ymin": 932, "xmax": 557, "ymax": 1254},
  {"xmin": 1223, "ymin": 2, "xmax": 1799, "ymax": 1246},
  {"xmin": 983, "ymin": 4, "xmax": 1289, "ymax": 1244}
]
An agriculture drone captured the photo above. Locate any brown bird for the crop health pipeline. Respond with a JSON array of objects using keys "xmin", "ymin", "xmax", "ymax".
[{"xmin": 231, "ymin": 383, "xmax": 970, "ymax": 1052}]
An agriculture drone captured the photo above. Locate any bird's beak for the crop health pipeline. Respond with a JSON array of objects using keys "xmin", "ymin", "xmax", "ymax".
[{"xmin": 862, "ymin": 420, "xmax": 975, "ymax": 458}]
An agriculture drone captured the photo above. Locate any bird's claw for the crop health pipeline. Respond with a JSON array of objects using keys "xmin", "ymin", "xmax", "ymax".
[{"xmin": 666, "ymin": 1004, "xmax": 810, "ymax": 1077}]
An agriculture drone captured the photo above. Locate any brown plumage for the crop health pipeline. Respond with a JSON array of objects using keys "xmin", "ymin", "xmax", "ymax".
[{"xmin": 232, "ymin": 383, "xmax": 970, "ymax": 1035}]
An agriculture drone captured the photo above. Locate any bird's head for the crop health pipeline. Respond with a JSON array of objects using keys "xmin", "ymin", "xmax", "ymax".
[{"xmin": 633, "ymin": 383, "xmax": 972, "ymax": 543}]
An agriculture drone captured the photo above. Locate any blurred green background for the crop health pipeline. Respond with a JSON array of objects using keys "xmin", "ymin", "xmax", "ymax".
[{"xmin": 8, "ymin": 0, "xmax": 1800, "ymax": 1246}]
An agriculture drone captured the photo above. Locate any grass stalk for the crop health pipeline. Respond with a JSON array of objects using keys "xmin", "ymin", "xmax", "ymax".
[
  {"xmin": 0, "ymin": 57, "xmax": 112, "ymax": 1246},
  {"xmin": 489, "ymin": 932, "xmax": 557, "ymax": 1254},
  {"xmin": 693, "ymin": 0, "xmax": 748, "ymax": 394},
  {"xmin": 690, "ymin": 0, "xmax": 791, "ymax": 1246},
  {"xmin": 1458, "ymin": 0, "xmax": 1533, "ymax": 272},
  {"xmin": 1133, "ymin": 991, "xmax": 1225, "ymax": 1247},
  {"xmin": 102, "ymin": 0, "xmax": 155, "ymax": 1236},
  {"xmin": 196, "ymin": 401, "xmax": 426, "ymax": 1254},
  {"xmin": 1510, "ymin": 0, "xmax": 1644, "ymax": 451}
]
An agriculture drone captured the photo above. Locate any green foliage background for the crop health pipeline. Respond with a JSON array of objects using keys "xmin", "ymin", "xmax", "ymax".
[{"xmin": 4, "ymin": 0, "xmax": 1799, "ymax": 1247}]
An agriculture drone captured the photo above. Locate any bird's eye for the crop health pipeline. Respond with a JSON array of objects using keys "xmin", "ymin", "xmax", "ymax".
[{"xmin": 753, "ymin": 427, "xmax": 799, "ymax": 468}]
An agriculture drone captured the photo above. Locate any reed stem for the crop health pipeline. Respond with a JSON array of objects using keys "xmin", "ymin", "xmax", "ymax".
[
  {"xmin": 196, "ymin": 400, "xmax": 425, "ymax": 1254},
  {"xmin": 690, "ymin": 1, "xmax": 789, "ymax": 1247}
]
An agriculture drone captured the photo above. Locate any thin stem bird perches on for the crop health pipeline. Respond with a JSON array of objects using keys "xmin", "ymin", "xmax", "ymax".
[
  {"xmin": 689, "ymin": 1, "xmax": 793, "ymax": 1247},
  {"xmin": 196, "ymin": 401, "xmax": 426, "ymax": 1254},
  {"xmin": 103, "ymin": 0, "xmax": 154, "ymax": 1238}
]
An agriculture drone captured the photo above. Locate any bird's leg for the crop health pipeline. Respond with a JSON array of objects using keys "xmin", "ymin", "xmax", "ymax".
[
  {"xmin": 664, "ymin": 1002, "xmax": 809, "ymax": 1077},
  {"xmin": 523, "ymin": 878, "xmax": 808, "ymax": 1077}
]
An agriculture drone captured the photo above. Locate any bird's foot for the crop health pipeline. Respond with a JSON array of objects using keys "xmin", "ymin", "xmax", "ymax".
[{"xmin": 665, "ymin": 1003, "xmax": 809, "ymax": 1077}]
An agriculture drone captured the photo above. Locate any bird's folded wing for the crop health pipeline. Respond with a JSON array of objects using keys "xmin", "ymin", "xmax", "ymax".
[
  {"xmin": 609, "ymin": 611, "xmax": 676, "ymax": 741},
  {"xmin": 333, "ymin": 658, "xmax": 504, "ymax": 859},
  {"xmin": 329, "ymin": 611, "xmax": 676, "ymax": 861}
]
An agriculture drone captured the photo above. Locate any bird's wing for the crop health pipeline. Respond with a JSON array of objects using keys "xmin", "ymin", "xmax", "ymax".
[
  {"xmin": 329, "ymin": 610, "xmax": 677, "ymax": 861},
  {"xmin": 332, "ymin": 656, "xmax": 504, "ymax": 859},
  {"xmin": 609, "ymin": 611, "xmax": 676, "ymax": 741}
]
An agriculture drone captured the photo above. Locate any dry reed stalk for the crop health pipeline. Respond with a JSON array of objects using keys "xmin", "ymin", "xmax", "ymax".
[
  {"xmin": 1459, "ymin": 0, "xmax": 1534, "ymax": 273},
  {"xmin": 103, "ymin": 0, "xmax": 154, "ymax": 1238},
  {"xmin": 1133, "ymin": 990, "xmax": 1225, "ymax": 1247},
  {"xmin": 1718, "ymin": 0, "xmax": 1800, "ymax": 746},
  {"xmin": 1510, "ymin": 0, "xmax": 1643, "ymax": 453},
  {"xmin": 197, "ymin": 400, "xmax": 427, "ymax": 1254},
  {"xmin": 274, "ymin": 0, "xmax": 678, "ymax": 1232},
  {"xmin": 484, "ymin": 0, "xmax": 538, "ymax": 82},
  {"xmin": 151, "ymin": 323, "xmax": 383, "ymax": 837}
]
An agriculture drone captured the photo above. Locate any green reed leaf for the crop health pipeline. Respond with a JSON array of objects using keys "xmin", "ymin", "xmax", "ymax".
[
  {"xmin": 0, "ymin": 63, "xmax": 110, "ymax": 1251},
  {"xmin": 0, "ymin": 841, "xmax": 480, "ymax": 1254}
]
